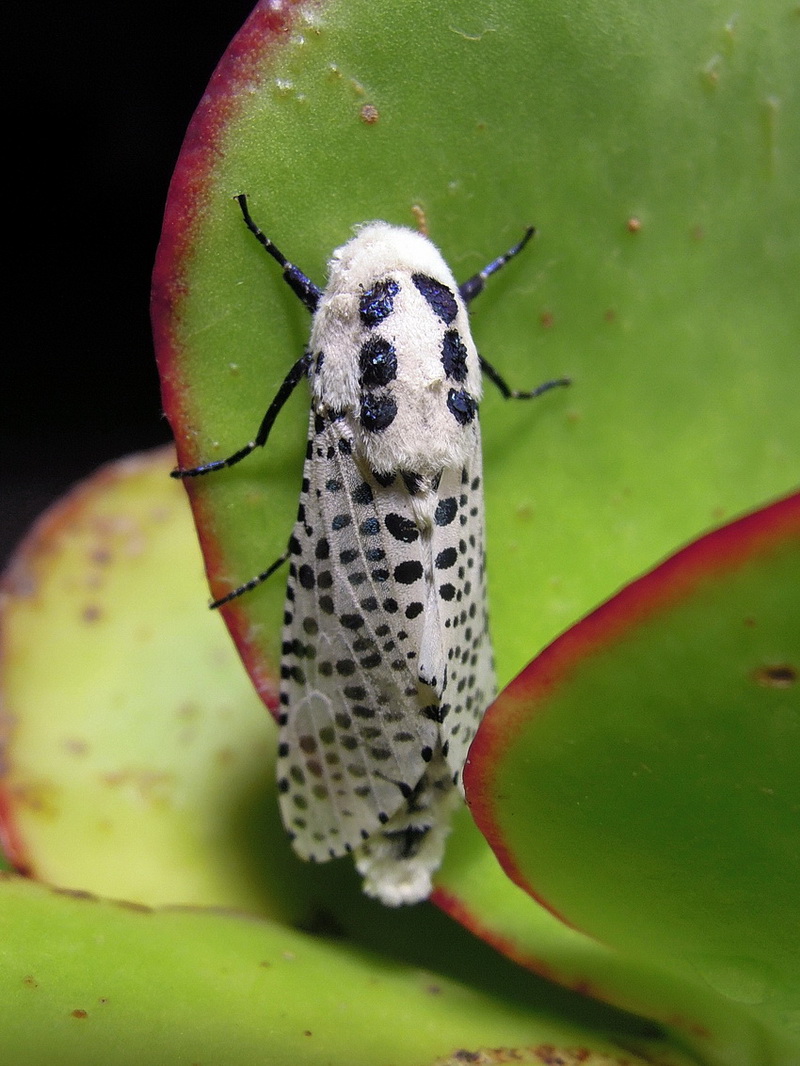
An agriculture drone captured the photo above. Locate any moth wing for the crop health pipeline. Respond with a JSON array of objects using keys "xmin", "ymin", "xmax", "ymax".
[
  {"xmin": 427, "ymin": 428, "xmax": 496, "ymax": 786},
  {"xmin": 280, "ymin": 627, "xmax": 430, "ymax": 859},
  {"xmin": 277, "ymin": 414, "xmax": 440, "ymax": 860}
]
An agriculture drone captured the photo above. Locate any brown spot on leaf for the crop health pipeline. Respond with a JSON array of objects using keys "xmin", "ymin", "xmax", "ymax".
[
  {"xmin": 100, "ymin": 768, "xmax": 174, "ymax": 806},
  {"xmin": 22, "ymin": 975, "xmax": 38, "ymax": 989},
  {"xmin": 113, "ymin": 898, "xmax": 153, "ymax": 914},
  {"xmin": 148, "ymin": 505, "xmax": 171, "ymax": 524},
  {"xmin": 62, "ymin": 736, "xmax": 89, "ymax": 756},
  {"xmin": 359, "ymin": 103, "xmax": 379, "ymax": 124},
  {"xmin": 435, "ymin": 1048, "xmax": 633, "ymax": 1065},
  {"xmin": 71, "ymin": 1009, "xmax": 88, "ymax": 1020},
  {"xmin": 627, "ymin": 216, "xmax": 642, "ymax": 233},
  {"xmin": 51, "ymin": 886, "xmax": 98, "ymax": 902},
  {"xmin": 754, "ymin": 663, "xmax": 797, "ymax": 688}
]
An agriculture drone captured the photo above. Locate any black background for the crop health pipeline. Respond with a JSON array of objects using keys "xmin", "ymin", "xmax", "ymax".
[{"xmin": 3, "ymin": 1, "xmax": 255, "ymax": 567}]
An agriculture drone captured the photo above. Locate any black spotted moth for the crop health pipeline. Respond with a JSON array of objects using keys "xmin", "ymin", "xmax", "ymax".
[{"xmin": 174, "ymin": 196, "xmax": 568, "ymax": 905}]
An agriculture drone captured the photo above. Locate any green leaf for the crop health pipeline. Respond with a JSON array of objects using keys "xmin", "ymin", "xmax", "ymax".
[
  {"xmin": 463, "ymin": 492, "xmax": 800, "ymax": 1065},
  {"xmin": 0, "ymin": 447, "xmax": 347, "ymax": 921},
  {"xmin": 144, "ymin": 1, "xmax": 799, "ymax": 1054},
  {"xmin": 2, "ymin": 874, "xmax": 690, "ymax": 1066},
  {"xmin": 5, "ymin": 0, "xmax": 795, "ymax": 1057},
  {"xmin": 0, "ymin": 448, "xmax": 686, "ymax": 1055},
  {"xmin": 153, "ymin": 0, "xmax": 800, "ymax": 697}
]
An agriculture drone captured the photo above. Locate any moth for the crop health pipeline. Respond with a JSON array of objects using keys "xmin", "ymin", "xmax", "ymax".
[{"xmin": 174, "ymin": 196, "xmax": 568, "ymax": 905}]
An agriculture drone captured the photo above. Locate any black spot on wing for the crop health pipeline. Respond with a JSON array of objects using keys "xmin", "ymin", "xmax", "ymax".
[
  {"xmin": 351, "ymin": 481, "xmax": 374, "ymax": 506},
  {"xmin": 435, "ymin": 547, "xmax": 458, "ymax": 569},
  {"xmin": 298, "ymin": 564, "xmax": 315, "ymax": 589},
  {"xmin": 434, "ymin": 497, "xmax": 458, "ymax": 526},
  {"xmin": 385, "ymin": 513, "xmax": 420, "ymax": 543},
  {"xmin": 394, "ymin": 560, "xmax": 424, "ymax": 584}
]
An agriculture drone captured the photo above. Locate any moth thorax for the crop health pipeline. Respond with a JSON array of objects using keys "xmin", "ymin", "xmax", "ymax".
[{"xmin": 355, "ymin": 398, "xmax": 480, "ymax": 477}]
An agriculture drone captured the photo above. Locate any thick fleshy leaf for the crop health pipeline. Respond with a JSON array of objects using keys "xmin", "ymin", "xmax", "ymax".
[
  {"xmin": 152, "ymin": 0, "xmax": 799, "ymax": 712},
  {"xmin": 462, "ymin": 492, "xmax": 800, "ymax": 1066},
  {"xmin": 0, "ymin": 447, "xmax": 333, "ymax": 919},
  {"xmin": 147, "ymin": 0, "xmax": 799, "ymax": 1050},
  {"xmin": 0, "ymin": 448, "xmax": 688, "ymax": 1051},
  {"xmin": 1, "ymin": 875, "xmax": 695, "ymax": 1066}
]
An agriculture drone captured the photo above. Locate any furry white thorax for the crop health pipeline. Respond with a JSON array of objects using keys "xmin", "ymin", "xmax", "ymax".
[{"xmin": 308, "ymin": 223, "xmax": 483, "ymax": 477}]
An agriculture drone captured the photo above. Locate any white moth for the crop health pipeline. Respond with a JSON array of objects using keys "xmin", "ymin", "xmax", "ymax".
[{"xmin": 174, "ymin": 196, "xmax": 568, "ymax": 906}]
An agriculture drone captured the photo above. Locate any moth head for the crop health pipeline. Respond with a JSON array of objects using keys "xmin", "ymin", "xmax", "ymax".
[{"xmin": 327, "ymin": 222, "xmax": 456, "ymax": 295}]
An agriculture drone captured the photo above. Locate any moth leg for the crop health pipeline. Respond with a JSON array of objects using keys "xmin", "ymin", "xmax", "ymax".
[
  {"xmin": 210, "ymin": 547, "xmax": 289, "ymax": 609},
  {"xmin": 172, "ymin": 351, "xmax": 312, "ymax": 478},
  {"xmin": 459, "ymin": 226, "xmax": 535, "ymax": 304},
  {"xmin": 236, "ymin": 194, "xmax": 322, "ymax": 313},
  {"xmin": 480, "ymin": 356, "xmax": 571, "ymax": 401}
]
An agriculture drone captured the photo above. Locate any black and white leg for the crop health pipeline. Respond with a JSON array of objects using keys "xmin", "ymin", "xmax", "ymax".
[
  {"xmin": 235, "ymin": 194, "xmax": 322, "ymax": 313},
  {"xmin": 480, "ymin": 355, "xmax": 570, "ymax": 401},
  {"xmin": 210, "ymin": 548, "xmax": 290, "ymax": 609},
  {"xmin": 172, "ymin": 351, "xmax": 312, "ymax": 478},
  {"xmin": 459, "ymin": 226, "xmax": 536, "ymax": 305},
  {"xmin": 458, "ymin": 227, "xmax": 571, "ymax": 399}
]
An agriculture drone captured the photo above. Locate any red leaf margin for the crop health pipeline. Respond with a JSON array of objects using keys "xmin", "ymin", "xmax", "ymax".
[
  {"xmin": 461, "ymin": 488, "xmax": 800, "ymax": 914},
  {"xmin": 151, "ymin": 0, "xmax": 324, "ymax": 713}
]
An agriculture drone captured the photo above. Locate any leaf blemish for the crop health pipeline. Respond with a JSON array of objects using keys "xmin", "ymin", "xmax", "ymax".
[
  {"xmin": 754, "ymin": 663, "xmax": 797, "ymax": 688},
  {"xmin": 359, "ymin": 103, "xmax": 379, "ymax": 124}
]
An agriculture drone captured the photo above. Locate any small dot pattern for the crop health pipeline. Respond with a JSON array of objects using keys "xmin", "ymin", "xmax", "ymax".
[
  {"xmin": 277, "ymin": 408, "xmax": 493, "ymax": 862},
  {"xmin": 277, "ymin": 266, "xmax": 494, "ymax": 870}
]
